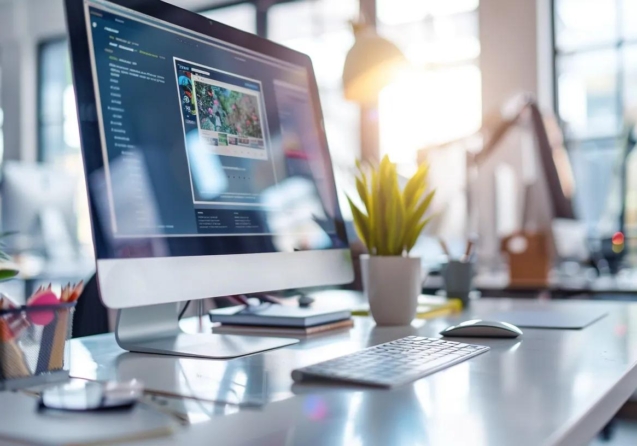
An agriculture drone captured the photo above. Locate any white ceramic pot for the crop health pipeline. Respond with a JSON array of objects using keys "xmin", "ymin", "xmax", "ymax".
[{"xmin": 361, "ymin": 255, "xmax": 421, "ymax": 326}]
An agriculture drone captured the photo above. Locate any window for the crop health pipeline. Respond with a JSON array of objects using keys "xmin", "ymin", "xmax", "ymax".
[
  {"xmin": 39, "ymin": 40, "xmax": 79, "ymax": 165},
  {"xmin": 378, "ymin": 0, "xmax": 481, "ymax": 165},
  {"xmin": 268, "ymin": 0, "xmax": 360, "ymax": 171},
  {"xmin": 553, "ymin": 0, "xmax": 636, "ymax": 232}
]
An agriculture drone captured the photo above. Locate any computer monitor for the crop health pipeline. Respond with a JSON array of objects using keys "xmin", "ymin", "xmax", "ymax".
[
  {"xmin": 1, "ymin": 162, "xmax": 79, "ymax": 260},
  {"xmin": 65, "ymin": 0, "xmax": 353, "ymax": 358}
]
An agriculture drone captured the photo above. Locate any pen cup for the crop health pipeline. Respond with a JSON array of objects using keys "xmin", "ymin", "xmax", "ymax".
[
  {"xmin": 0, "ymin": 302, "xmax": 76, "ymax": 390},
  {"xmin": 442, "ymin": 261, "xmax": 474, "ymax": 307}
]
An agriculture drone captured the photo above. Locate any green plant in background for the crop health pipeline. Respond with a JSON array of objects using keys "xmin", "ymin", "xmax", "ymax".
[
  {"xmin": 347, "ymin": 155, "xmax": 435, "ymax": 256},
  {"xmin": 0, "ymin": 232, "xmax": 19, "ymax": 281}
]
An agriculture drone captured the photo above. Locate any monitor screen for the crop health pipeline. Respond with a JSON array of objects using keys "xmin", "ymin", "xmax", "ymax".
[{"xmin": 76, "ymin": 0, "xmax": 347, "ymax": 259}]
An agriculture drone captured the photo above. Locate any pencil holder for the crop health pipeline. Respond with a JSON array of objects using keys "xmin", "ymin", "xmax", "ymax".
[
  {"xmin": 0, "ymin": 302, "xmax": 76, "ymax": 390},
  {"xmin": 442, "ymin": 260, "xmax": 474, "ymax": 307}
]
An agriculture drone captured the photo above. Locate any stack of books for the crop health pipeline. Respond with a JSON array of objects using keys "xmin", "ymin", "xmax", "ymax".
[{"xmin": 209, "ymin": 305, "xmax": 353, "ymax": 338}]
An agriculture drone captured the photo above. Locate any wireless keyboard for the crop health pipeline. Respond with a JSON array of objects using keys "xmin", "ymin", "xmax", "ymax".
[{"xmin": 291, "ymin": 336, "xmax": 489, "ymax": 388}]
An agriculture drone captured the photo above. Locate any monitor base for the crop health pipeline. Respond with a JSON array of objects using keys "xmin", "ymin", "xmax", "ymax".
[{"xmin": 115, "ymin": 303, "xmax": 298, "ymax": 359}]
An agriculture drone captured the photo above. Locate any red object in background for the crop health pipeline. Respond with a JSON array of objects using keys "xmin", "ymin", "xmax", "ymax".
[
  {"xmin": 284, "ymin": 150, "xmax": 309, "ymax": 160},
  {"xmin": 612, "ymin": 232, "xmax": 625, "ymax": 246}
]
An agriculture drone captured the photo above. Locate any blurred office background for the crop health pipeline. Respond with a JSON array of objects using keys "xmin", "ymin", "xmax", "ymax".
[
  {"xmin": 0, "ymin": 0, "xmax": 635, "ymax": 283},
  {"xmin": 2, "ymin": 0, "xmax": 637, "ymax": 285},
  {"xmin": 1, "ymin": 0, "xmax": 637, "ymax": 300}
]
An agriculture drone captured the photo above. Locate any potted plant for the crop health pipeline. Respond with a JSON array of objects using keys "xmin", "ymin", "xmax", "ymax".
[{"xmin": 348, "ymin": 156, "xmax": 435, "ymax": 326}]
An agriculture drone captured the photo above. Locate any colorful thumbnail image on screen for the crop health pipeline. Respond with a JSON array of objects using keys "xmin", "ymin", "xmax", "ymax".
[
  {"xmin": 194, "ymin": 82, "xmax": 264, "ymax": 142},
  {"xmin": 192, "ymin": 76, "xmax": 266, "ymax": 152},
  {"xmin": 175, "ymin": 59, "xmax": 268, "ymax": 160}
]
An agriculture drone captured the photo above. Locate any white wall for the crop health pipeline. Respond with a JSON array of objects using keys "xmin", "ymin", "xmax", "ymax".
[
  {"xmin": 0, "ymin": 0, "xmax": 223, "ymax": 162},
  {"xmin": 479, "ymin": 0, "xmax": 554, "ymax": 117}
]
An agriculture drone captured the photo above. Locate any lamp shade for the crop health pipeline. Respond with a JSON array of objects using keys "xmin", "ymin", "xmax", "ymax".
[{"xmin": 342, "ymin": 28, "xmax": 407, "ymax": 104}]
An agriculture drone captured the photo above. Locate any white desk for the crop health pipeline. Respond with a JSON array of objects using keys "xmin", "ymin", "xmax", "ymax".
[{"xmin": 60, "ymin": 297, "xmax": 637, "ymax": 446}]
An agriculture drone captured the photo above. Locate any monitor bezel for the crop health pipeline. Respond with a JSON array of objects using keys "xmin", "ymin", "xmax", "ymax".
[{"xmin": 64, "ymin": 0, "xmax": 349, "ymax": 261}]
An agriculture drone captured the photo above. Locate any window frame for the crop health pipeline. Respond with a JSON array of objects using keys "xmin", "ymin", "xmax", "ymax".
[
  {"xmin": 37, "ymin": 37, "xmax": 70, "ymax": 162},
  {"xmin": 550, "ymin": 0, "xmax": 637, "ymax": 234},
  {"xmin": 551, "ymin": 0, "xmax": 637, "ymax": 149}
]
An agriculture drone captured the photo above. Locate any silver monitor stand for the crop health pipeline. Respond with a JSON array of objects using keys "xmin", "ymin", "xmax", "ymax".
[{"xmin": 115, "ymin": 303, "xmax": 298, "ymax": 359}]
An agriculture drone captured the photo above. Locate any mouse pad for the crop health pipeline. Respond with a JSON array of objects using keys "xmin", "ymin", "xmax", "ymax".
[{"xmin": 491, "ymin": 309, "xmax": 607, "ymax": 329}]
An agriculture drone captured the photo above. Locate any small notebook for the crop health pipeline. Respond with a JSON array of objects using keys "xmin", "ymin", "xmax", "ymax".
[
  {"xmin": 213, "ymin": 318, "xmax": 354, "ymax": 337},
  {"xmin": 208, "ymin": 304, "xmax": 351, "ymax": 328}
]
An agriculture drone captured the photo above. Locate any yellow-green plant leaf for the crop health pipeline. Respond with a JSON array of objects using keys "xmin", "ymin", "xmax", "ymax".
[
  {"xmin": 355, "ymin": 175, "xmax": 370, "ymax": 213},
  {"xmin": 381, "ymin": 156, "xmax": 394, "ymax": 190},
  {"xmin": 355, "ymin": 159, "xmax": 366, "ymax": 178},
  {"xmin": 369, "ymin": 168, "xmax": 380, "ymax": 254},
  {"xmin": 392, "ymin": 185, "xmax": 406, "ymax": 255},
  {"xmin": 355, "ymin": 161, "xmax": 369, "ymax": 199},
  {"xmin": 387, "ymin": 191, "xmax": 396, "ymax": 254},
  {"xmin": 406, "ymin": 216, "xmax": 432, "ymax": 253},
  {"xmin": 404, "ymin": 182, "xmax": 426, "ymax": 211},
  {"xmin": 347, "ymin": 195, "xmax": 370, "ymax": 249},
  {"xmin": 408, "ymin": 190, "xmax": 435, "ymax": 229},
  {"xmin": 0, "ymin": 268, "xmax": 18, "ymax": 281},
  {"xmin": 403, "ymin": 162, "xmax": 429, "ymax": 209},
  {"xmin": 384, "ymin": 163, "xmax": 399, "ymax": 254},
  {"xmin": 372, "ymin": 165, "xmax": 387, "ymax": 255},
  {"xmin": 386, "ymin": 158, "xmax": 400, "ymax": 254}
]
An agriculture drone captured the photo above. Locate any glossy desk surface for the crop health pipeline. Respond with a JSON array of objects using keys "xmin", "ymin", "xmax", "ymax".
[{"xmin": 69, "ymin": 297, "xmax": 637, "ymax": 446}]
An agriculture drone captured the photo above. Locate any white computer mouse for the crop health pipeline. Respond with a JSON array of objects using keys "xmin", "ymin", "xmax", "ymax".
[{"xmin": 440, "ymin": 319, "xmax": 523, "ymax": 338}]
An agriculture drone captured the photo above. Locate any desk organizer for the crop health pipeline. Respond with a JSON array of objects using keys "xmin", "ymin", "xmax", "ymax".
[{"xmin": 0, "ymin": 302, "xmax": 76, "ymax": 390}]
